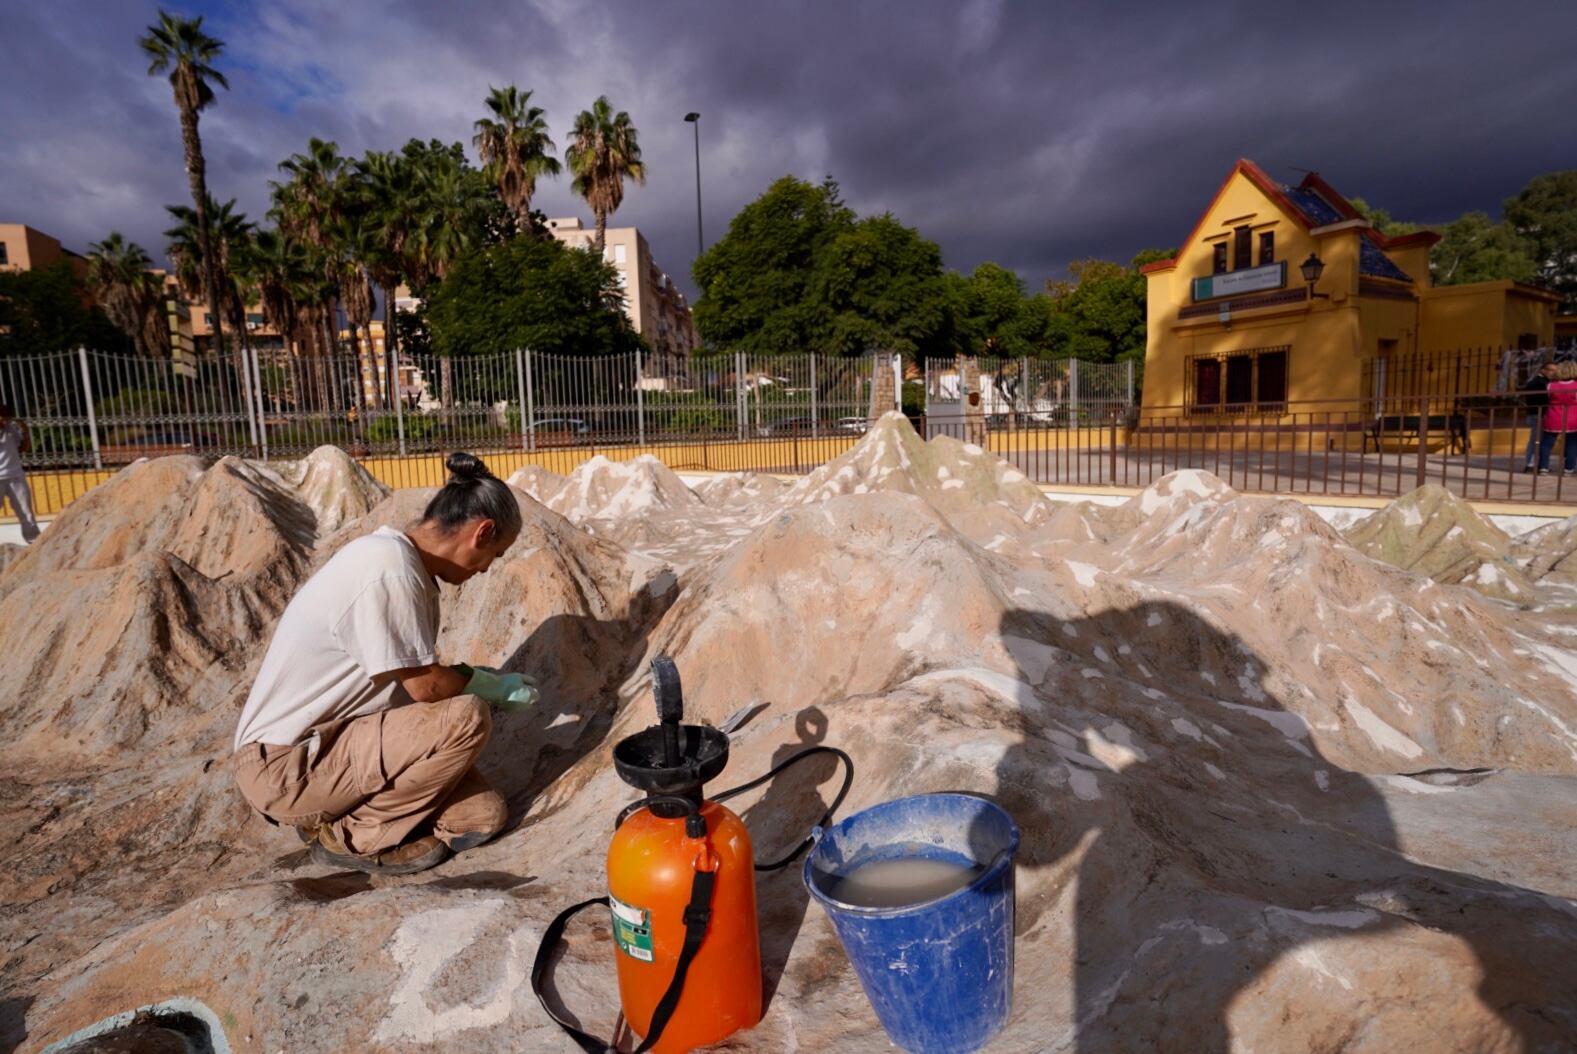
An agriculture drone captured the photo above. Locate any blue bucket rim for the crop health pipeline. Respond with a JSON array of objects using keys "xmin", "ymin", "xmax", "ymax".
[{"xmin": 802, "ymin": 792, "xmax": 1020, "ymax": 917}]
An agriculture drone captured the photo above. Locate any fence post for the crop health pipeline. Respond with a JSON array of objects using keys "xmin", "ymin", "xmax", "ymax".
[
  {"xmin": 524, "ymin": 347, "xmax": 537, "ymax": 453},
  {"xmin": 241, "ymin": 344, "xmax": 260, "ymax": 453},
  {"xmin": 1416, "ymin": 396, "xmax": 1429, "ymax": 488},
  {"xmin": 1070, "ymin": 357, "xmax": 1080, "ymax": 426},
  {"xmin": 635, "ymin": 348, "xmax": 646, "ymax": 447},
  {"xmin": 249, "ymin": 342, "xmax": 269, "ymax": 462},
  {"xmin": 1020, "ymin": 355, "xmax": 1030, "ymax": 413},
  {"xmin": 76, "ymin": 346, "xmax": 102, "ymax": 471},
  {"xmin": 1109, "ymin": 415, "xmax": 1119, "ymax": 485},
  {"xmin": 514, "ymin": 347, "xmax": 530, "ymax": 452},
  {"xmin": 735, "ymin": 351, "xmax": 746, "ymax": 442},
  {"xmin": 810, "ymin": 354, "xmax": 819, "ymax": 438},
  {"xmin": 391, "ymin": 348, "xmax": 407, "ymax": 457},
  {"xmin": 1126, "ymin": 359, "xmax": 1135, "ymax": 406}
]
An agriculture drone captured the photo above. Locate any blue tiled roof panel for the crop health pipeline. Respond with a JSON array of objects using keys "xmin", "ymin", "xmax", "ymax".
[
  {"xmin": 1358, "ymin": 238, "xmax": 1413, "ymax": 282},
  {"xmin": 1282, "ymin": 185, "xmax": 1345, "ymax": 226},
  {"xmin": 1280, "ymin": 180, "xmax": 1413, "ymax": 282}
]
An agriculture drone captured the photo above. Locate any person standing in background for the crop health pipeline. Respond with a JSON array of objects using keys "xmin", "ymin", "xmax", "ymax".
[
  {"xmin": 1537, "ymin": 360, "xmax": 1577, "ymax": 475},
  {"xmin": 1520, "ymin": 360, "xmax": 1556, "ymax": 473},
  {"xmin": 0, "ymin": 404, "xmax": 40, "ymax": 543}
]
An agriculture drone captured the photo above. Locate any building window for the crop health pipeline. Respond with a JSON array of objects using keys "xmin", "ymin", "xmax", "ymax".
[
  {"xmin": 614, "ymin": 244, "xmax": 628, "ymax": 264},
  {"xmin": 1233, "ymin": 226, "xmax": 1252, "ymax": 271},
  {"xmin": 1187, "ymin": 346, "xmax": 1290, "ymax": 412},
  {"xmin": 0, "ymin": 241, "xmax": 8, "ymax": 266},
  {"xmin": 1212, "ymin": 243, "xmax": 1228, "ymax": 275},
  {"xmin": 1258, "ymin": 230, "xmax": 1274, "ymax": 266}
]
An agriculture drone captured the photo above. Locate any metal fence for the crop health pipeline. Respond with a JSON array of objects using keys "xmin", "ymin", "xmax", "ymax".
[
  {"xmin": 1361, "ymin": 346, "xmax": 1570, "ymax": 407},
  {"xmin": 7, "ymin": 345, "xmax": 1573, "ymax": 520},
  {"xmin": 922, "ymin": 356, "xmax": 1135, "ymax": 429},
  {"xmin": 922, "ymin": 391, "xmax": 1573, "ymax": 504}
]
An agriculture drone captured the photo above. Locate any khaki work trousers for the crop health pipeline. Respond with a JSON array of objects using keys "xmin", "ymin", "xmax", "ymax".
[{"xmin": 233, "ymin": 697, "xmax": 507, "ymax": 856}]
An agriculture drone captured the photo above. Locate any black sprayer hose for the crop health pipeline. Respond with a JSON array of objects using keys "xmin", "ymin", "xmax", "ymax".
[
  {"xmin": 610, "ymin": 747, "xmax": 856, "ymax": 871},
  {"xmin": 712, "ymin": 745, "xmax": 855, "ymax": 872}
]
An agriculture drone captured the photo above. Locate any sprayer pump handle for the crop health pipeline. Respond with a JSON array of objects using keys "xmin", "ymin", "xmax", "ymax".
[{"xmin": 651, "ymin": 656, "xmax": 685, "ymax": 724}]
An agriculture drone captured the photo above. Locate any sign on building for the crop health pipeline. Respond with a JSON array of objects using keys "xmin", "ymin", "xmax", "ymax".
[{"xmin": 1192, "ymin": 261, "xmax": 1287, "ymax": 302}]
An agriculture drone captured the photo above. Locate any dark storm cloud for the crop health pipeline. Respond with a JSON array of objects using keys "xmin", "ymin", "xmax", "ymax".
[{"xmin": 4, "ymin": 0, "xmax": 1575, "ymax": 300}]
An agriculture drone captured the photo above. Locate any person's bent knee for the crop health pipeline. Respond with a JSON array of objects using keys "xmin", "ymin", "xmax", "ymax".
[
  {"xmin": 443, "ymin": 695, "xmax": 492, "ymax": 747},
  {"xmin": 443, "ymin": 788, "xmax": 508, "ymax": 852}
]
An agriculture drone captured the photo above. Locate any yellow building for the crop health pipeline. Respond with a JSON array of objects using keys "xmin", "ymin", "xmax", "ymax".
[
  {"xmin": 0, "ymin": 223, "xmax": 83, "ymax": 275},
  {"xmin": 545, "ymin": 217, "xmax": 701, "ymax": 370},
  {"xmin": 1141, "ymin": 160, "xmax": 1560, "ymax": 410}
]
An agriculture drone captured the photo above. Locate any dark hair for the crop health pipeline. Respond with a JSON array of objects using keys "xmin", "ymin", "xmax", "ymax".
[{"xmin": 421, "ymin": 452, "xmax": 522, "ymax": 539}]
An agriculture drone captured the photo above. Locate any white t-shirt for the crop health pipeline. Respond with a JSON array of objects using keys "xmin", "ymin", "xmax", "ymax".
[
  {"xmin": 234, "ymin": 526, "xmax": 441, "ymax": 749},
  {"xmin": 0, "ymin": 422, "xmax": 25, "ymax": 479}
]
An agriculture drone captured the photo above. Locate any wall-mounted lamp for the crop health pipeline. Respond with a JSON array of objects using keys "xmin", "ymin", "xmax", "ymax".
[{"xmin": 1300, "ymin": 252, "xmax": 1329, "ymax": 300}]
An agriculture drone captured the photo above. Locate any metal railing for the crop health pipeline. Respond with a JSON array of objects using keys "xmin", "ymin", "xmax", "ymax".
[
  {"xmin": 922, "ymin": 356, "xmax": 1134, "ymax": 429},
  {"xmin": 1362, "ymin": 346, "xmax": 1570, "ymax": 406},
  {"xmin": 5, "ymin": 343, "xmax": 1570, "ymax": 518},
  {"xmin": 925, "ymin": 391, "xmax": 1571, "ymax": 504}
]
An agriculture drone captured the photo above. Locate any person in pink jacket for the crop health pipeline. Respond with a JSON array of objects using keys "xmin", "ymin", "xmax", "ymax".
[{"xmin": 1537, "ymin": 360, "xmax": 1577, "ymax": 474}]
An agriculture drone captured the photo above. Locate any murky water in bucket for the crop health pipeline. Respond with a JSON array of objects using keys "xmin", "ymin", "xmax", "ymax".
[{"xmin": 830, "ymin": 857, "xmax": 983, "ymax": 908}]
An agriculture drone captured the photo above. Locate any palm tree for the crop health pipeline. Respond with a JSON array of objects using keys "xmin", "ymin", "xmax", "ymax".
[
  {"xmin": 139, "ymin": 10, "xmax": 230, "ymax": 365},
  {"xmin": 473, "ymin": 85, "xmax": 560, "ymax": 233},
  {"xmin": 86, "ymin": 233, "xmax": 170, "ymax": 359},
  {"xmin": 353, "ymin": 150, "xmax": 413, "ymax": 408},
  {"xmin": 566, "ymin": 96, "xmax": 646, "ymax": 251},
  {"xmin": 404, "ymin": 151, "xmax": 490, "ymax": 407},
  {"xmin": 165, "ymin": 196, "xmax": 254, "ymax": 341},
  {"xmin": 271, "ymin": 137, "xmax": 349, "ymax": 405},
  {"xmin": 407, "ymin": 151, "xmax": 490, "ymax": 282},
  {"xmin": 166, "ymin": 196, "xmax": 258, "ymax": 427},
  {"xmin": 332, "ymin": 213, "xmax": 380, "ymax": 408},
  {"xmin": 248, "ymin": 228, "xmax": 331, "ymax": 411}
]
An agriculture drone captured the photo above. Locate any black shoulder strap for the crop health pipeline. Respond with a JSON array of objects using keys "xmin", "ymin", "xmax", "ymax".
[
  {"xmin": 633, "ymin": 867, "xmax": 715, "ymax": 1053},
  {"xmin": 531, "ymin": 896, "xmax": 614, "ymax": 1053},
  {"xmin": 531, "ymin": 866, "xmax": 716, "ymax": 1054}
]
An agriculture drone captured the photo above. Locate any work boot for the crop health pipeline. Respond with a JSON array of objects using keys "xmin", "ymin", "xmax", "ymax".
[{"xmin": 310, "ymin": 827, "xmax": 451, "ymax": 876}]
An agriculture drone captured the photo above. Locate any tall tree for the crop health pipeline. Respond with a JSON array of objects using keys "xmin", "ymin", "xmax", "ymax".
[
  {"xmin": 352, "ymin": 150, "xmax": 413, "ymax": 407},
  {"xmin": 692, "ymin": 176, "xmax": 855, "ymax": 354},
  {"xmin": 0, "ymin": 263, "xmax": 125, "ymax": 359},
  {"xmin": 565, "ymin": 96, "xmax": 645, "ymax": 250},
  {"xmin": 473, "ymin": 85, "xmax": 560, "ymax": 232},
  {"xmin": 139, "ymin": 10, "xmax": 230, "ymax": 363},
  {"xmin": 1430, "ymin": 212, "xmax": 1538, "ymax": 287},
  {"xmin": 425, "ymin": 235, "xmax": 641, "ymax": 359},
  {"xmin": 271, "ymin": 137, "xmax": 349, "ymax": 401},
  {"xmin": 1503, "ymin": 170, "xmax": 1577, "ymax": 311},
  {"xmin": 1044, "ymin": 251, "xmax": 1166, "ymax": 366},
  {"xmin": 165, "ymin": 195, "xmax": 254, "ymax": 349},
  {"xmin": 85, "ymin": 233, "xmax": 171, "ymax": 358}
]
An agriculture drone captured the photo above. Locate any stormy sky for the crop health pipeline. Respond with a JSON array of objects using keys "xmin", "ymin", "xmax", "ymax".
[{"xmin": 4, "ymin": 0, "xmax": 1575, "ymax": 300}]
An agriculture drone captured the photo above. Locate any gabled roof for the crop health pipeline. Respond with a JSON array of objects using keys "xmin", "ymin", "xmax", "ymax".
[{"xmin": 1138, "ymin": 159, "xmax": 1441, "ymax": 283}]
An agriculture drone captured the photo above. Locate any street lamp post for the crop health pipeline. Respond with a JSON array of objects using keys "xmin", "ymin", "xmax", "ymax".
[{"xmin": 684, "ymin": 112, "xmax": 703, "ymax": 258}]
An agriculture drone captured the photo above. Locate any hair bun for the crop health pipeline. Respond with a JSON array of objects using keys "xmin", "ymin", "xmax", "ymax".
[{"xmin": 445, "ymin": 451, "xmax": 492, "ymax": 482}]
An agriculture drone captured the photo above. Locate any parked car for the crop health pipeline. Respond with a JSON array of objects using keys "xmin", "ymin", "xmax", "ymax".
[
  {"xmin": 834, "ymin": 416, "xmax": 869, "ymax": 435},
  {"xmin": 758, "ymin": 416, "xmax": 823, "ymax": 437},
  {"xmin": 100, "ymin": 430, "xmax": 222, "ymax": 464},
  {"xmin": 524, "ymin": 418, "xmax": 592, "ymax": 448}
]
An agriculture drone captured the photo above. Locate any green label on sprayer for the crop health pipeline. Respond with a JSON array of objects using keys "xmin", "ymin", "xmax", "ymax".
[{"xmin": 609, "ymin": 894, "xmax": 654, "ymax": 962}]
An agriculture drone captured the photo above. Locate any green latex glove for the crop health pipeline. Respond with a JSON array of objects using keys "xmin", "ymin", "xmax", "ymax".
[{"xmin": 464, "ymin": 665, "xmax": 540, "ymax": 712}]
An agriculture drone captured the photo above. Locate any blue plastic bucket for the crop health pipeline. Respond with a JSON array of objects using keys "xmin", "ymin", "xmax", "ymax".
[{"xmin": 803, "ymin": 793, "xmax": 1020, "ymax": 1054}]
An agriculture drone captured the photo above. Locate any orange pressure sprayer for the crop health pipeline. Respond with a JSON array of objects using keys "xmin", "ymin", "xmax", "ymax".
[{"xmin": 532, "ymin": 657, "xmax": 768, "ymax": 1053}]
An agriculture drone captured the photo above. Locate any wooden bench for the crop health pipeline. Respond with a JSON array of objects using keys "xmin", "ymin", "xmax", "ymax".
[{"xmin": 1364, "ymin": 413, "xmax": 1469, "ymax": 455}]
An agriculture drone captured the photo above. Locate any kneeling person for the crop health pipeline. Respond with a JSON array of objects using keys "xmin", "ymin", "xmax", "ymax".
[{"xmin": 232, "ymin": 452, "xmax": 537, "ymax": 875}]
